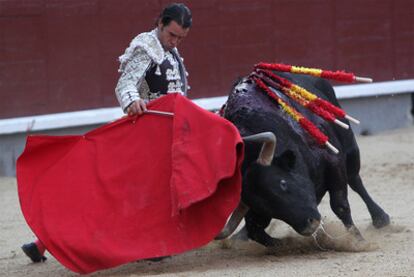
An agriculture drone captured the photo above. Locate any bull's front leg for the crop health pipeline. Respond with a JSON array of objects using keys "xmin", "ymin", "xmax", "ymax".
[
  {"xmin": 245, "ymin": 210, "xmax": 281, "ymax": 247},
  {"xmin": 328, "ymin": 187, "xmax": 364, "ymax": 241}
]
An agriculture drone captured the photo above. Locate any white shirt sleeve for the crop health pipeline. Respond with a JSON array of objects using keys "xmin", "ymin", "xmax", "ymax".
[{"xmin": 115, "ymin": 47, "xmax": 153, "ymax": 112}]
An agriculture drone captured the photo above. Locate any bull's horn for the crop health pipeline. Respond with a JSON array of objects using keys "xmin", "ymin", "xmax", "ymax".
[
  {"xmin": 243, "ymin": 132, "xmax": 277, "ymax": 166},
  {"xmin": 215, "ymin": 201, "xmax": 249, "ymax": 240}
]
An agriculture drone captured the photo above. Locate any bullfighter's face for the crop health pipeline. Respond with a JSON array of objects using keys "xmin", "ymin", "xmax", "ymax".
[{"xmin": 157, "ymin": 20, "xmax": 189, "ymax": 51}]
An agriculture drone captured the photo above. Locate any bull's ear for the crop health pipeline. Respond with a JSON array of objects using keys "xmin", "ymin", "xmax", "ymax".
[{"xmin": 275, "ymin": 150, "xmax": 296, "ymax": 171}]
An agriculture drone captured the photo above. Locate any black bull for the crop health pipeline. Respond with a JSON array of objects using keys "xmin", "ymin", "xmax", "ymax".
[{"xmin": 216, "ymin": 72, "xmax": 390, "ymax": 247}]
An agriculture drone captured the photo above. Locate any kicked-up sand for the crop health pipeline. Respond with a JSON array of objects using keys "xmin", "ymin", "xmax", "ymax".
[{"xmin": 1, "ymin": 126, "xmax": 413, "ymax": 276}]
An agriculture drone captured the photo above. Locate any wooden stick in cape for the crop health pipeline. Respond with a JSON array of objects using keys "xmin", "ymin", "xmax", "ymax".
[
  {"xmin": 255, "ymin": 62, "xmax": 373, "ymax": 83},
  {"xmin": 145, "ymin": 110, "xmax": 174, "ymax": 116},
  {"xmin": 252, "ymin": 76, "xmax": 339, "ymax": 154}
]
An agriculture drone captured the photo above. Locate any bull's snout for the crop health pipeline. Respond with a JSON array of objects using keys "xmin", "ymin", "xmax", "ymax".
[{"xmin": 300, "ymin": 217, "xmax": 321, "ymax": 236}]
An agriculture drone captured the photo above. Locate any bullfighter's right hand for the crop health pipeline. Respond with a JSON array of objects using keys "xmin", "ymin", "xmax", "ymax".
[{"xmin": 127, "ymin": 99, "xmax": 147, "ymax": 116}]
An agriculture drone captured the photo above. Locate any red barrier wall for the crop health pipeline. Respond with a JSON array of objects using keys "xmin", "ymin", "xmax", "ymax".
[{"xmin": 1, "ymin": 0, "xmax": 413, "ymax": 119}]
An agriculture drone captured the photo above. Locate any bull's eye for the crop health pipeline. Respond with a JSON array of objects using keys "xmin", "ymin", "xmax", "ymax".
[{"xmin": 280, "ymin": 179, "xmax": 288, "ymax": 191}]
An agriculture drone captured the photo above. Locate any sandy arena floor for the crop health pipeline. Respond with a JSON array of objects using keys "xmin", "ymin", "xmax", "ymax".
[{"xmin": 1, "ymin": 127, "xmax": 413, "ymax": 276}]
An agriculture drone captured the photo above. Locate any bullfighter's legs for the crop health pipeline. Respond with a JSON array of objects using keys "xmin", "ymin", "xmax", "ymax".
[
  {"xmin": 245, "ymin": 210, "xmax": 281, "ymax": 247},
  {"xmin": 21, "ymin": 239, "xmax": 47, "ymax": 263},
  {"xmin": 348, "ymin": 174, "xmax": 390, "ymax": 228}
]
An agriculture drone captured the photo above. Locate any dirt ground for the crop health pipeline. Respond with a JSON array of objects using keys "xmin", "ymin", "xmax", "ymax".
[{"xmin": 1, "ymin": 126, "xmax": 413, "ymax": 277}]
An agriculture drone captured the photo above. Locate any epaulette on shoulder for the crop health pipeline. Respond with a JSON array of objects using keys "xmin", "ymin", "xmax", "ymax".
[{"xmin": 118, "ymin": 29, "xmax": 164, "ymax": 72}]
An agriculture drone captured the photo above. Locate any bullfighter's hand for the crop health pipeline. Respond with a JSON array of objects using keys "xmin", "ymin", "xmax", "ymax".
[{"xmin": 127, "ymin": 99, "xmax": 147, "ymax": 116}]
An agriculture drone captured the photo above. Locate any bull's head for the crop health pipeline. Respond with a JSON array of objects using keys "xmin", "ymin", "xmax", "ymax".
[
  {"xmin": 216, "ymin": 131, "xmax": 321, "ymax": 240},
  {"xmin": 245, "ymin": 149, "xmax": 321, "ymax": 236}
]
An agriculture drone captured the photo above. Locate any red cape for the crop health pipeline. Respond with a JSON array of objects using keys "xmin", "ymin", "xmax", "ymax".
[{"xmin": 17, "ymin": 94, "xmax": 243, "ymax": 274}]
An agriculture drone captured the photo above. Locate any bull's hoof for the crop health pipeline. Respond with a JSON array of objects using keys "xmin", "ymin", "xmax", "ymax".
[
  {"xmin": 372, "ymin": 212, "xmax": 391, "ymax": 228},
  {"xmin": 248, "ymin": 231, "xmax": 282, "ymax": 248},
  {"xmin": 261, "ymin": 237, "xmax": 282, "ymax": 248},
  {"xmin": 347, "ymin": 225, "xmax": 365, "ymax": 242}
]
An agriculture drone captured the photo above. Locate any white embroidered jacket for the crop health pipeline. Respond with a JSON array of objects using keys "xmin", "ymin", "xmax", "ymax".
[{"xmin": 115, "ymin": 29, "xmax": 189, "ymax": 112}]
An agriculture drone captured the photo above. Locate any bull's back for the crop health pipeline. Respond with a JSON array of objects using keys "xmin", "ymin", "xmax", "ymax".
[
  {"xmin": 225, "ymin": 74, "xmax": 339, "ymax": 148},
  {"xmin": 224, "ymin": 73, "xmax": 357, "ymax": 179},
  {"xmin": 225, "ymin": 75, "xmax": 322, "ymax": 166}
]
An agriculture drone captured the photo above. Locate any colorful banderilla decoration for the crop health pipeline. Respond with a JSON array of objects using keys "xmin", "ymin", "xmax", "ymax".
[
  {"xmin": 255, "ymin": 62, "xmax": 373, "ymax": 83},
  {"xmin": 250, "ymin": 62, "xmax": 371, "ymax": 153}
]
